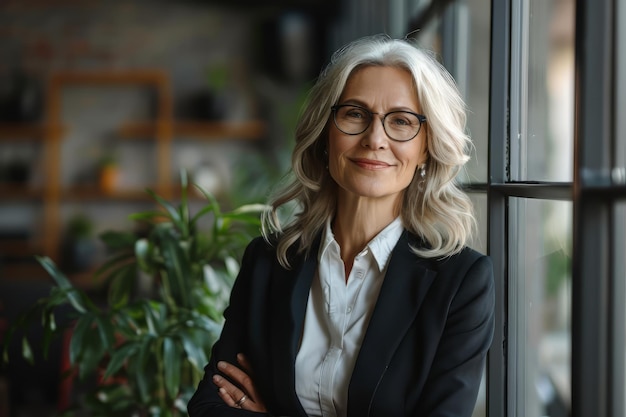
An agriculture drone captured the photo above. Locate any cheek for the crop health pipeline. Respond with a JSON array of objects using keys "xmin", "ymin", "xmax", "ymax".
[
  {"xmin": 327, "ymin": 132, "xmax": 350, "ymax": 167},
  {"xmin": 397, "ymin": 142, "xmax": 427, "ymax": 171}
]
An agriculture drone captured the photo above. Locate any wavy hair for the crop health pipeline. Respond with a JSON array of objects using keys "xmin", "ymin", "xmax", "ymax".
[{"xmin": 262, "ymin": 34, "xmax": 476, "ymax": 268}]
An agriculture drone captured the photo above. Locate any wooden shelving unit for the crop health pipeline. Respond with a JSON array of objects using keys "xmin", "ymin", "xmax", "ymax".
[
  {"xmin": 119, "ymin": 120, "xmax": 266, "ymax": 140},
  {"xmin": 0, "ymin": 123, "xmax": 66, "ymax": 140},
  {"xmin": 0, "ymin": 69, "xmax": 266, "ymax": 283}
]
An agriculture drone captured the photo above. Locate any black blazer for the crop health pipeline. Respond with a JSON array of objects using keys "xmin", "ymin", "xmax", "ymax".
[{"xmin": 188, "ymin": 231, "xmax": 495, "ymax": 417}]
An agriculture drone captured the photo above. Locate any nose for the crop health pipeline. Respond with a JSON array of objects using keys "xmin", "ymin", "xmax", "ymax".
[{"xmin": 360, "ymin": 117, "xmax": 389, "ymax": 149}]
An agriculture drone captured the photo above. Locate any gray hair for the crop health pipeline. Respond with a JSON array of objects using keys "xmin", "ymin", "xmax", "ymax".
[{"xmin": 262, "ymin": 34, "xmax": 475, "ymax": 268}]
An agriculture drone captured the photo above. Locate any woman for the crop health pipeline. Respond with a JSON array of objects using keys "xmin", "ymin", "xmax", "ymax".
[{"xmin": 188, "ymin": 35, "xmax": 495, "ymax": 417}]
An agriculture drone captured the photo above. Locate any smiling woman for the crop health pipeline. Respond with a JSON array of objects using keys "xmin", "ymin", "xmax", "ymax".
[
  {"xmin": 188, "ymin": 34, "xmax": 494, "ymax": 417},
  {"xmin": 326, "ymin": 66, "xmax": 428, "ymax": 221}
]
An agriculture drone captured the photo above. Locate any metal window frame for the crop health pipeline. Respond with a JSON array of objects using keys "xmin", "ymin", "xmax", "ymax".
[
  {"xmin": 572, "ymin": 0, "xmax": 620, "ymax": 416},
  {"xmin": 409, "ymin": 0, "xmax": 625, "ymax": 415}
]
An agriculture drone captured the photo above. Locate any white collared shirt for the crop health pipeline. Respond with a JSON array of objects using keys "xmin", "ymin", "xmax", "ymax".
[{"xmin": 294, "ymin": 217, "xmax": 404, "ymax": 417}]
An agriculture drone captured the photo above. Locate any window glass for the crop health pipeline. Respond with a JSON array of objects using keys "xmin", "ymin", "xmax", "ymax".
[
  {"xmin": 520, "ymin": 0, "xmax": 575, "ymax": 181},
  {"xmin": 510, "ymin": 198, "xmax": 572, "ymax": 416},
  {"xmin": 468, "ymin": 191, "xmax": 487, "ymax": 255},
  {"xmin": 413, "ymin": 0, "xmax": 490, "ymax": 185},
  {"xmin": 461, "ymin": 0, "xmax": 491, "ymax": 184}
]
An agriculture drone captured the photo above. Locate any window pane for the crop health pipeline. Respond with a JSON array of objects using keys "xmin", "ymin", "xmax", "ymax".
[
  {"xmin": 520, "ymin": 0, "xmax": 575, "ymax": 181},
  {"xmin": 462, "ymin": 0, "xmax": 491, "ymax": 184},
  {"xmin": 510, "ymin": 198, "xmax": 572, "ymax": 416},
  {"xmin": 468, "ymin": 191, "xmax": 488, "ymax": 255}
]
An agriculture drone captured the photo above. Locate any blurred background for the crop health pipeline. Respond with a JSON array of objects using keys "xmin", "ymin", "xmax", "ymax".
[
  {"xmin": 0, "ymin": 0, "xmax": 592, "ymax": 416},
  {"xmin": 0, "ymin": 1, "xmax": 450, "ymax": 415}
]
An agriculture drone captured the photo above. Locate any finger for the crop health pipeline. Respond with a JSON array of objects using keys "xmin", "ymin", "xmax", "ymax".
[
  {"xmin": 214, "ymin": 362, "xmax": 267, "ymax": 412},
  {"xmin": 217, "ymin": 386, "xmax": 243, "ymax": 408},
  {"xmin": 236, "ymin": 353, "xmax": 253, "ymax": 375},
  {"xmin": 215, "ymin": 376, "xmax": 262, "ymax": 411},
  {"xmin": 217, "ymin": 360, "xmax": 254, "ymax": 392},
  {"xmin": 212, "ymin": 373, "xmax": 238, "ymax": 393},
  {"xmin": 213, "ymin": 375, "xmax": 245, "ymax": 407}
]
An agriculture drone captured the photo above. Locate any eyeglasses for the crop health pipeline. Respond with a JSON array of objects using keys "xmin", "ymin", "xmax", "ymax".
[{"xmin": 331, "ymin": 104, "xmax": 427, "ymax": 142}]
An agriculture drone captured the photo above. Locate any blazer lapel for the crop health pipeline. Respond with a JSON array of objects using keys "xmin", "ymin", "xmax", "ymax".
[
  {"xmin": 269, "ymin": 238, "xmax": 321, "ymax": 416},
  {"xmin": 347, "ymin": 232, "xmax": 436, "ymax": 417}
]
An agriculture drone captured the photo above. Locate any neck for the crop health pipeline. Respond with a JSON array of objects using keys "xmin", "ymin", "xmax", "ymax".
[{"xmin": 332, "ymin": 194, "xmax": 401, "ymax": 277}]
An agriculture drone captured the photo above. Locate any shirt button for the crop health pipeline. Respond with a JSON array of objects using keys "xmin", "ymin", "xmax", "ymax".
[{"xmin": 346, "ymin": 306, "xmax": 353, "ymax": 313}]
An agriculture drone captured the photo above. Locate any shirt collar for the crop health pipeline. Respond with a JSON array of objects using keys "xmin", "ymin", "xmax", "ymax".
[{"xmin": 320, "ymin": 217, "xmax": 404, "ymax": 272}]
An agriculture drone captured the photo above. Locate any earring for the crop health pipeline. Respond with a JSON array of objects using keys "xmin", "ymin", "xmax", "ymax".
[
  {"xmin": 418, "ymin": 164, "xmax": 427, "ymax": 192},
  {"xmin": 419, "ymin": 164, "xmax": 426, "ymax": 179}
]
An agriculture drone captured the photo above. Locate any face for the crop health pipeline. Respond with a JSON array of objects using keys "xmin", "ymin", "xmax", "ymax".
[{"xmin": 327, "ymin": 65, "xmax": 428, "ymax": 206}]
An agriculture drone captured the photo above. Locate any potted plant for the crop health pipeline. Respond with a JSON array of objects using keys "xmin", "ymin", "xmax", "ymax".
[
  {"xmin": 98, "ymin": 152, "xmax": 119, "ymax": 194},
  {"xmin": 3, "ymin": 171, "xmax": 266, "ymax": 416}
]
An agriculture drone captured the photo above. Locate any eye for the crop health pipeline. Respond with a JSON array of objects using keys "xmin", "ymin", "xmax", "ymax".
[
  {"xmin": 387, "ymin": 112, "xmax": 416, "ymax": 127},
  {"xmin": 344, "ymin": 107, "xmax": 368, "ymax": 119}
]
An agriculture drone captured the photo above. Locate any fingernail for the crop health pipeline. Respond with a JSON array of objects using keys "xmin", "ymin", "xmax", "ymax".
[
  {"xmin": 213, "ymin": 374, "xmax": 221, "ymax": 382},
  {"xmin": 237, "ymin": 353, "xmax": 244, "ymax": 360},
  {"xmin": 217, "ymin": 361, "xmax": 226, "ymax": 369}
]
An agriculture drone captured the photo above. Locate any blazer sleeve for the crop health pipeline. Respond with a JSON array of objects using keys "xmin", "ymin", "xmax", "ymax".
[
  {"xmin": 417, "ymin": 255, "xmax": 495, "ymax": 417},
  {"xmin": 187, "ymin": 237, "xmax": 271, "ymax": 417}
]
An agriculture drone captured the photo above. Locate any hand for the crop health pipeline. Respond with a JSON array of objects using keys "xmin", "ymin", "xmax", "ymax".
[{"xmin": 213, "ymin": 353, "xmax": 268, "ymax": 413}]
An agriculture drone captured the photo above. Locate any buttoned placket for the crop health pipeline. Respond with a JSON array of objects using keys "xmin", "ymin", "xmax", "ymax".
[{"xmin": 318, "ymin": 245, "xmax": 369, "ymax": 417}]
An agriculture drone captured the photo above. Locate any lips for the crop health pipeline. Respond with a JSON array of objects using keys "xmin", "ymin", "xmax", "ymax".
[{"xmin": 350, "ymin": 158, "xmax": 393, "ymax": 169}]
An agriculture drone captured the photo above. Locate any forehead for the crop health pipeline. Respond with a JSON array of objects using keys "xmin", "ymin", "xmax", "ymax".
[{"xmin": 339, "ymin": 65, "xmax": 420, "ymax": 109}]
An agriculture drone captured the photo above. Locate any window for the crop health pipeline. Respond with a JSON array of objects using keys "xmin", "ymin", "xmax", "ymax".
[{"xmin": 408, "ymin": 0, "xmax": 625, "ymax": 416}]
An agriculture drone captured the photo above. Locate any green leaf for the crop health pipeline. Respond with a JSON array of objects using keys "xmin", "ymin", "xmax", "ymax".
[
  {"xmin": 128, "ymin": 210, "xmax": 169, "ymax": 222},
  {"xmin": 180, "ymin": 331, "xmax": 208, "ymax": 372},
  {"xmin": 36, "ymin": 256, "xmax": 88, "ymax": 314},
  {"xmin": 94, "ymin": 314, "xmax": 116, "ymax": 350},
  {"xmin": 99, "ymin": 230, "xmax": 137, "ymax": 250},
  {"xmin": 94, "ymin": 250, "xmax": 136, "ymax": 281},
  {"xmin": 192, "ymin": 185, "xmax": 221, "ymax": 216},
  {"xmin": 179, "ymin": 169, "xmax": 190, "ymax": 230},
  {"xmin": 135, "ymin": 336, "xmax": 155, "ymax": 403},
  {"xmin": 103, "ymin": 342, "xmax": 140, "ymax": 379},
  {"xmin": 21, "ymin": 337, "xmax": 34, "ymax": 365},
  {"xmin": 77, "ymin": 332, "xmax": 106, "ymax": 379},
  {"xmin": 163, "ymin": 337, "xmax": 181, "ymax": 400},
  {"xmin": 145, "ymin": 188, "xmax": 184, "ymax": 230},
  {"xmin": 41, "ymin": 311, "xmax": 57, "ymax": 359},
  {"xmin": 135, "ymin": 238, "xmax": 154, "ymax": 273},
  {"xmin": 142, "ymin": 301, "xmax": 166, "ymax": 335},
  {"xmin": 107, "ymin": 263, "xmax": 136, "ymax": 309},
  {"xmin": 159, "ymin": 234, "xmax": 191, "ymax": 308},
  {"xmin": 70, "ymin": 314, "xmax": 94, "ymax": 364}
]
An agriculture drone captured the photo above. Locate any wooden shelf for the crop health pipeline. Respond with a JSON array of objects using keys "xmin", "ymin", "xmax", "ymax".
[
  {"xmin": 61, "ymin": 185, "xmax": 215, "ymax": 202},
  {"xmin": 63, "ymin": 185, "xmax": 156, "ymax": 201},
  {"xmin": 0, "ymin": 184, "xmax": 44, "ymax": 200},
  {"xmin": 118, "ymin": 120, "xmax": 266, "ymax": 140},
  {"xmin": 0, "ymin": 123, "xmax": 66, "ymax": 140},
  {"xmin": 51, "ymin": 70, "xmax": 168, "ymax": 85},
  {"xmin": 0, "ymin": 69, "xmax": 263, "ymax": 266},
  {"xmin": 0, "ymin": 263, "xmax": 49, "ymax": 280},
  {"xmin": 0, "ymin": 238, "xmax": 43, "ymax": 257}
]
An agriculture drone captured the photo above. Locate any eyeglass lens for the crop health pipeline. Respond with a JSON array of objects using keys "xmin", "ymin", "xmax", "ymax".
[{"xmin": 333, "ymin": 105, "xmax": 422, "ymax": 141}]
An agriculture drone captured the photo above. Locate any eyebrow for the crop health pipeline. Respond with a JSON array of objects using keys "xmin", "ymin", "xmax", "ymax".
[{"xmin": 337, "ymin": 99, "xmax": 421, "ymax": 114}]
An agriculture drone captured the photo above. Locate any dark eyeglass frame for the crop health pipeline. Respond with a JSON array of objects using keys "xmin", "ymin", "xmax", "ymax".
[{"xmin": 330, "ymin": 103, "xmax": 427, "ymax": 142}]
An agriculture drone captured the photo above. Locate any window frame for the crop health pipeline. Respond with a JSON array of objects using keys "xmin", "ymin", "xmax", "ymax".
[{"xmin": 410, "ymin": 0, "xmax": 626, "ymax": 416}]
